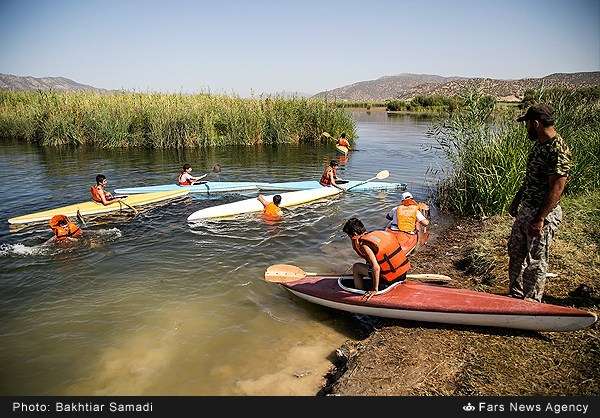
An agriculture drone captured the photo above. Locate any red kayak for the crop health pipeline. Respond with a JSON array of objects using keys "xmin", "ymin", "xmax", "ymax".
[{"xmin": 277, "ymin": 276, "xmax": 597, "ymax": 332}]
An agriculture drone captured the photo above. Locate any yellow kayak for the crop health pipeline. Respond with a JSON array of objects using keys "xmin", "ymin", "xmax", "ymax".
[
  {"xmin": 8, "ymin": 190, "xmax": 190, "ymax": 225},
  {"xmin": 335, "ymin": 145, "xmax": 349, "ymax": 155}
]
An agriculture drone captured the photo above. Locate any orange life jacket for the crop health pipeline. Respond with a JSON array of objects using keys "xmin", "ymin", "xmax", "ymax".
[
  {"xmin": 352, "ymin": 230, "xmax": 411, "ymax": 283},
  {"xmin": 384, "ymin": 229, "xmax": 419, "ymax": 255},
  {"xmin": 263, "ymin": 202, "xmax": 283, "ymax": 219},
  {"xmin": 395, "ymin": 199, "xmax": 420, "ymax": 233},
  {"xmin": 90, "ymin": 185, "xmax": 104, "ymax": 203},
  {"xmin": 49, "ymin": 215, "xmax": 82, "ymax": 240},
  {"xmin": 178, "ymin": 173, "xmax": 192, "ymax": 186},
  {"xmin": 319, "ymin": 167, "xmax": 336, "ymax": 186},
  {"xmin": 337, "ymin": 138, "xmax": 350, "ymax": 148}
]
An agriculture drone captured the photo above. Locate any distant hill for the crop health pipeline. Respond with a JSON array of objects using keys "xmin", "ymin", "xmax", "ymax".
[
  {"xmin": 313, "ymin": 72, "xmax": 600, "ymax": 102},
  {"xmin": 0, "ymin": 73, "xmax": 106, "ymax": 92}
]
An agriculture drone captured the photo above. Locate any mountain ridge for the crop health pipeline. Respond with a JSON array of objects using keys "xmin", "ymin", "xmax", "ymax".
[
  {"xmin": 0, "ymin": 73, "xmax": 106, "ymax": 92},
  {"xmin": 313, "ymin": 71, "xmax": 600, "ymax": 102}
]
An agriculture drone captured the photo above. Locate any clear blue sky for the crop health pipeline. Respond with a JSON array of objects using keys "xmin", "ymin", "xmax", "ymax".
[{"xmin": 0, "ymin": 0, "xmax": 598, "ymax": 96}]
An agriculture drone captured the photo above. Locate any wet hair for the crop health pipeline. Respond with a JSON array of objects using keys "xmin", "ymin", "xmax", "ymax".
[
  {"xmin": 96, "ymin": 174, "xmax": 106, "ymax": 185},
  {"xmin": 273, "ymin": 195, "xmax": 282, "ymax": 205},
  {"xmin": 340, "ymin": 133, "xmax": 346, "ymax": 138},
  {"xmin": 182, "ymin": 163, "xmax": 192, "ymax": 173},
  {"xmin": 343, "ymin": 217, "xmax": 366, "ymax": 236},
  {"xmin": 329, "ymin": 160, "xmax": 339, "ymax": 167}
]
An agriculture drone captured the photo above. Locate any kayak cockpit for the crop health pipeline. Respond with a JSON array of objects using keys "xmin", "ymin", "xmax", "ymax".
[{"xmin": 337, "ymin": 277, "xmax": 404, "ymax": 296}]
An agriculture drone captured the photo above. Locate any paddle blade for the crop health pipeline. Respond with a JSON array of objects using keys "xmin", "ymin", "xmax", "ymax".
[
  {"xmin": 321, "ymin": 132, "xmax": 332, "ymax": 138},
  {"xmin": 264, "ymin": 264, "xmax": 307, "ymax": 283},
  {"xmin": 376, "ymin": 170, "xmax": 390, "ymax": 180}
]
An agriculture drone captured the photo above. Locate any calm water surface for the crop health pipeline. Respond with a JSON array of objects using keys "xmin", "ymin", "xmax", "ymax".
[{"xmin": 0, "ymin": 110, "xmax": 445, "ymax": 395}]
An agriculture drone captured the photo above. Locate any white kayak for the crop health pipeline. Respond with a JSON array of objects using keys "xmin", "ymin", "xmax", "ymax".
[
  {"xmin": 256, "ymin": 180, "xmax": 406, "ymax": 192},
  {"xmin": 187, "ymin": 187, "xmax": 342, "ymax": 221}
]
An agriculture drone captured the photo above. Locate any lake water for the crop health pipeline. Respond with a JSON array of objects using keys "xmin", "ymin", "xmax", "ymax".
[{"xmin": 0, "ymin": 110, "xmax": 445, "ymax": 395}]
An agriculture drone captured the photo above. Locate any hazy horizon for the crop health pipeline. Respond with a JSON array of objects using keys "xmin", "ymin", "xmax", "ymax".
[{"xmin": 1, "ymin": 0, "xmax": 598, "ymax": 96}]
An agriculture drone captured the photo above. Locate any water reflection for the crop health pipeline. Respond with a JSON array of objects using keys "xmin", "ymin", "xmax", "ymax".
[{"xmin": 0, "ymin": 110, "xmax": 444, "ymax": 395}]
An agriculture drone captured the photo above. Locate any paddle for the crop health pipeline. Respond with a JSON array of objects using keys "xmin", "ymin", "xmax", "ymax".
[
  {"xmin": 322, "ymin": 132, "xmax": 361, "ymax": 151},
  {"xmin": 343, "ymin": 170, "xmax": 389, "ymax": 192},
  {"xmin": 190, "ymin": 163, "xmax": 222, "ymax": 189},
  {"xmin": 76, "ymin": 210, "xmax": 87, "ymax": 227},
  {"xmin": 265, "ymin": 264, "xmax": 452, "ymax": 284},
  {"xmin": 182, "ymin": 163, "xmax": 222, "ymax": 185},
  {"xmin": 117, "ymin": 199, "xmax": 139, "ymax": 216}
]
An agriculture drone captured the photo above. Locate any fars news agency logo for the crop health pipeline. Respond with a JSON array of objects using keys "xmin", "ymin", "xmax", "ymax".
[{"xmin": 463, "ymin": 403, "xmax": 476, "ymax": 412}]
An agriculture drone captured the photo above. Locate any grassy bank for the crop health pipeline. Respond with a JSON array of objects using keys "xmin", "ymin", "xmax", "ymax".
[
  {"xmin": 432, "ymin": 87, "xmax": 600, "ymax": 217},
  {"xmin": 0, "ymin": 91, "xmax": 356, "ymax": 148}
]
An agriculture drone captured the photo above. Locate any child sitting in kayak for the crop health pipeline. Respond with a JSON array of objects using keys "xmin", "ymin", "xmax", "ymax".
[
  {"xmin": 49, "ymin": 214, "xmax": 82, "ymax": 241},
  {"xmin": 258, "ymin": 194, "xmax": 283, "ymax": 220},
  {"xmin": 386, "ymin": 192, "xmax": 430, "ymax": 234},
  {"xmin": 90, "ymin": 175, "xmax": 122, "ymax": 206},
  {"xmin": 319, "ymin": 160, "xmax": 348, "ymax": 188},
  {"xmin": 336, "ymin": 133, "xmax": 351, "ymax": 150},
  {"xmin": 178, "ymin": 164, "xmax": 206, "ymax": 186},
  {"xmin": 343, "ymin": 217, "xmax": 412, "ymax": 301}
]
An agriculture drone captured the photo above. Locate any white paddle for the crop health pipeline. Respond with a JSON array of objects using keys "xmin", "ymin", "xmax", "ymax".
[{"xmin": 343, "ymin": 170, "xmax": 389, "ymax": 192}]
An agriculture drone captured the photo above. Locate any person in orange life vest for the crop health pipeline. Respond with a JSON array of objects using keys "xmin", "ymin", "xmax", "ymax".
[
  {"xmin": 178, "ymin": 164, "xmax": 206, "ymax": 186},
  {"xmin": 386, "ymin": 191, "xmax": 429, "ymax": 234},
  {"xmin": 343, "ymin": 217, "xmax": 412, "ymax": 301},
  {"xmin": 336, "ymin": 133, "xmax": 351, "ymax": 150},
  {"xmin": 49, "ymin": 215, "xmax": 82, "ymax": 241},
  {"xmin": 319, "ymin": 160, "xmax": 348, "ymax": 188},
  {"xmin": 90, "ymin": 174, "xmax": 122, "ymax": 206},
  {"xmin": 258, "ymin": 194, "xmax": 283, "ymax": 219}
]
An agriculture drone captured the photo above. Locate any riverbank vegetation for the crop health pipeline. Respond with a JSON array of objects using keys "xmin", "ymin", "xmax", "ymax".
[
  {"xmin": 0, "ymin": 91, "xmax": 355, "ymax": 148},
  {"xmin": 332, "ymin": 100, "xmax": 386, "ymax": 109},
  {"xmin": 433, "ymin": 87, "xmax": 600, "ymax": 217},
  {"xmin": 386, "ymin": 95, "xmax": 461, "ymax": 113}
]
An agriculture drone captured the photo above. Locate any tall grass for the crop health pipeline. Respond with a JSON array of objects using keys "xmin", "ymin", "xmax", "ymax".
[
  {"xmin": 432, "ymin": 87, "xmax": 600, "ymax": 217},
  {"xmin": 0, "ymin": 91, "xmax": 356, "ymax": 148}
]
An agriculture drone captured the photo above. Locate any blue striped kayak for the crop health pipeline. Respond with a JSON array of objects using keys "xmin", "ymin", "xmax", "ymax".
[
  {"xmin": 257, "ymin": 181, "xmax": 406, "ymax": 192},
  {"xmin": 115, "ymin": 180, "xmax": 406, "ymax": 195},
  {"xmin": 114, "ymin": 182, "xmax": 259, "ymax": 195}
]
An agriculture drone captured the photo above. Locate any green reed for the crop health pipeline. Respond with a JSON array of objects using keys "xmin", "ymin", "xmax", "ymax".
[
  {"xmin": 432, "ymin": 88, "xmax": 600, "ymax": 217},
  {"xmin": 387, "ymin": 95, "xmax": 464, "ymax": 113},
  {"xmin": 0, "ymin": 91, "xmax": 356, "ymax": 148}
]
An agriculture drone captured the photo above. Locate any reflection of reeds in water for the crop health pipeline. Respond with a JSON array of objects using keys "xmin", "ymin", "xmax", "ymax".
[
  {"xmin": 432, "ymin": 88, "xmax": 600, "ymax": 217},
  {"xmin": 0, "ymin": 91, "xmax": 356, "ymax": 148}
]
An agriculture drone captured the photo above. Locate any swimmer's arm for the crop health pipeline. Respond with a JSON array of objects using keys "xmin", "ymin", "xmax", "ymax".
[{"xmin": 257, "ymin": 194, "xmax": 269, "ymax": 208}]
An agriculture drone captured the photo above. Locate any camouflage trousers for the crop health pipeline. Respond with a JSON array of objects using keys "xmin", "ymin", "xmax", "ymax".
[{"xmin": 508, "ymin": 205, "xmax": 562, "ymax": 302}]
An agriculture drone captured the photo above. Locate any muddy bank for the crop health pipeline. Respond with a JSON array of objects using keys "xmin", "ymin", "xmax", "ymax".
[{"xmin": 319, "ymin": 213, "xmax": 600, "ymax": 396}]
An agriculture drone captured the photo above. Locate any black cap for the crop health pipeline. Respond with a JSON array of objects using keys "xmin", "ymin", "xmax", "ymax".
[
  {"xmin": 330, "ymin": 160, "xmax": 339, "ymax": 166},
  {"xmin": 516, "ymin": 104, "xmax": 555, "ymax": 124}
]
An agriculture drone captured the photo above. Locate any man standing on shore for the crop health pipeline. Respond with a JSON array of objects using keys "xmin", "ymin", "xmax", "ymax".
[{"xmin": 507, "ymin": 104, "xmax": 572, "ymax": 302}]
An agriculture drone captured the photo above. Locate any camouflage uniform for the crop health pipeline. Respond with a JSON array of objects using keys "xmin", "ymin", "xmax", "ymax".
[{"xmin": 508, "ymin": 135, "xmax": 572, "ymax": 301}]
